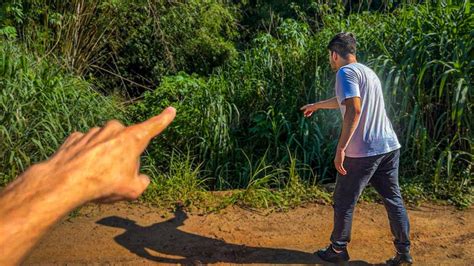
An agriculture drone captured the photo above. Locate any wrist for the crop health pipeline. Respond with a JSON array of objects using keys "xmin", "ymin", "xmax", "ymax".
[
  {"xmin": 23, "ymin": 161, "xmax": 90, "ymax": 207},
  {"xmin": 0, "ymin": 162, "xmax": 86, "ymax": 265}
]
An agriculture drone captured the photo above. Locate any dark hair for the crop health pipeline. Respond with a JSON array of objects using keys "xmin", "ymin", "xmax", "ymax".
[{"xmin": 327, "ymin": 32, "xmax": 357, "ymax": 59}]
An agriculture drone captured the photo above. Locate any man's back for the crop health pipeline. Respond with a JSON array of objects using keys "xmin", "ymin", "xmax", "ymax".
[{"xmin": 335, "ymin": 62, "xmax": 401, "ymax": 158}]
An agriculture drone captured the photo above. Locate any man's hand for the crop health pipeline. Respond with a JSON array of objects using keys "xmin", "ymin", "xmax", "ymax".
[
  {"xmin": 0, "ymin": 107, "xmax": 176, "ymax": 265},
  {"xmin": 47, "ymin": 106, "xmax": 177, "ymax": 203},
  {"xmin": 300, "ymin": 103, "xmax": 319, "ymax": 117},
  {"xmin": 334, "ymin": 148, "xmax": 347, "ymax": 175}
]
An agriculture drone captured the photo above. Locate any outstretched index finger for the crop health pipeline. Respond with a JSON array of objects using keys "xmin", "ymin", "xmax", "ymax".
[{"xmin": 126, "ymin": 106, "xmax": 176, "ymax": 151}]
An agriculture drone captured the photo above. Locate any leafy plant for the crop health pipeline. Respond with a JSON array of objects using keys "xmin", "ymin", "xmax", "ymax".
[{"xmin": 0, "ymin": 40, "xmax": 123, "ymax": 185}]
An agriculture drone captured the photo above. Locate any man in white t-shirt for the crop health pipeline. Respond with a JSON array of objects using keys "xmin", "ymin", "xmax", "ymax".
[{"xmin": 301, "ymin": 32, "xmax": 412, "ymax": 265}]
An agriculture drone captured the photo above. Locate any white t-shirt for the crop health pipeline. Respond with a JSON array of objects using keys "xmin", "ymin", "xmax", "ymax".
[{"xmin": 335, "ymin": 62, "xmax": 401, "ymax": 158}]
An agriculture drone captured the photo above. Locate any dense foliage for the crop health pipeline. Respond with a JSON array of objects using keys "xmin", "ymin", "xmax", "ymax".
[
  {"xmin": 0, "ymin": 41, "xmax": 123, "ymax": 186},
  {"xmin": 1, "ymin": 0, "xmax": 472, "ymax": 208},
  {"xmin": 0, "ymin": 0, "xmax": 239, "ymax": 96}
]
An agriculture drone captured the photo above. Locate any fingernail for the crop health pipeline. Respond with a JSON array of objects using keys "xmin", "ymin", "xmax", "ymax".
[{"xmin": 166, "ymin": 106, "xmax": 177, "ymax": 113}]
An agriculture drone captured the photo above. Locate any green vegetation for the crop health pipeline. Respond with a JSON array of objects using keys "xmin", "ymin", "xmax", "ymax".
[
  {"xmin": 1, "ymin": 0, "xmax": 472, "ymax": 209},
  {"xmin": 0, "ymin": 41, "xmax": 123, "ymax": 186}
]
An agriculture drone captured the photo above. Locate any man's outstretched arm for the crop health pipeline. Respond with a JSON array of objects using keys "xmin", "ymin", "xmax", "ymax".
[
  {"xmin": 300, "ymin": 97, "xmax": 339, "ymax": 117},
  {"xmin": 0, "ymin": 107, "xmax": 176, "ymax": 265}
]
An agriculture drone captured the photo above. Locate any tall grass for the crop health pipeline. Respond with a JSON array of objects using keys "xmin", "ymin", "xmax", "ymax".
[
  {"xmin": 134, "ymin": 1, "xmax": 472, "ymax": 207},
  {"xmin": 0, "ymin": 40, "xmax": 123, "ymax": 185},
  {"xmin": 0, "ymin": 0, "xmax": 238, "ymax": 96},
  {"xmin": 0, "ymin": 1, "xmax": 471, "ymax": 208},
  {"xmin": 0, "ymin": 1, "xmax": 122, "ymax": 75},
  {"xmin": 140, "ymin": 150, "xmax": 210, "ymax": 208},
  {"xmin": 366, "ymin": 1, "xmax": 473, "ymax": 206}
]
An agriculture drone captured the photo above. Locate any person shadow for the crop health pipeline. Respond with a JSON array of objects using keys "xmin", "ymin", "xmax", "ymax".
[{"xmin": 96, "ymin": 209, "xmax": 383, "ymax": 265}]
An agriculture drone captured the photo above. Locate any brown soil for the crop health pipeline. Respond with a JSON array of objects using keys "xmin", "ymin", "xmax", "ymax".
[{"xmin": 24, "ymin": 202, "xmax": 473, "ymax": 265}]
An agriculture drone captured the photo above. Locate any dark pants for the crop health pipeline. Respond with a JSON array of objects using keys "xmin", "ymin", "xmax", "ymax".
[{"xmin": 330, "ymin": 149, "xmax": 411, "ymax": 253}]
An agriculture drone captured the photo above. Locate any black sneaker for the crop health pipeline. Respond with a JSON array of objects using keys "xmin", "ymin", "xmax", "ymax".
[
  {"xmin": 386, "ymin": 252, "xmax": 413, "ymax": 265},
  {"xmin": 315, "ymin": 244, "xmax": 350, "ymax": 263}
]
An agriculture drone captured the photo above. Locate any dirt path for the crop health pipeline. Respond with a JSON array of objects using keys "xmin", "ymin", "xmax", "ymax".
[{"xmin": 24, "ymin": 202, "xmax": 473, "ymax": 265}]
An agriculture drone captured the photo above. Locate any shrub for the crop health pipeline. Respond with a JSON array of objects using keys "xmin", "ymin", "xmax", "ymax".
[
  {"xmin": 130, "ymin": 1, "xmax": 472, "ymax": 207},
  {"xmin": 0, "ymin": 40, "xmax": 123, "ymax": 185}
]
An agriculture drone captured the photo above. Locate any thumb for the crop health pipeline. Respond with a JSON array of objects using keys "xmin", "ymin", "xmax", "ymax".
[
  {"xmin": 127, "ymin": 174, "xmax": 151, "ymax": 200},
  {"xmin": 136, "ymin": 173, "xmax": 151, "ymax": 193}
]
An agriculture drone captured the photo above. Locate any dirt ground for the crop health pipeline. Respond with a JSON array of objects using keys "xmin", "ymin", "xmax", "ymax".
[{"xmin": 24, "ymin": 201, "xmax": 473, "ymax": 265}]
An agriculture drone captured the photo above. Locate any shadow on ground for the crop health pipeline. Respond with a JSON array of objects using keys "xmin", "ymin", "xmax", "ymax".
[{"xmin": 97, "ymin": 209, "xmax": 384, "ymax": 265}]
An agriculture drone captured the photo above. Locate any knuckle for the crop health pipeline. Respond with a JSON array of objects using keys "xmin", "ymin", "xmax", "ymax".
[
  {"xmin": 86, "ymin": 127, "xmax": 101, "ymax": 136},
  {"xmin": 70, "ymin": 131, "xmax": 84, "ymax": 138},
  {"xmin": 106, "ymin": 119, "xmax": 124, "ymax": 129}
]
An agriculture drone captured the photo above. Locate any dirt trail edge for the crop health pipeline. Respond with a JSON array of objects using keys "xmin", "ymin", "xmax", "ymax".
[{"xmin": 25, "ymin": 202, "xmax": 473, "ymax": 265}]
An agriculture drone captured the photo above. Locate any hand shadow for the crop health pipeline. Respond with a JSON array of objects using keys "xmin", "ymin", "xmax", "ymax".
[{"xmin": 96, "ymin": 209, "xmax": 382, "ymax": 265}]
